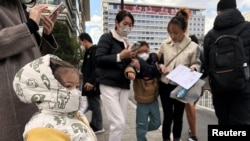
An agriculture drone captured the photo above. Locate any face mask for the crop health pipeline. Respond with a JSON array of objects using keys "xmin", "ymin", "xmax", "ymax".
[
  {"xmin": 138, "ymin": 53, "xmax": 149, "ymax": 61},
  {"xmin": 81, "ymin": 45, "xmax": 85, "ymax": 51},
  {"xmin": 69, "ymin": 89, "xmax": 81, "ymax": 95},
  {"xmin": 118, "ymin": 25, "xmax": 131, "ymax": 37},
  {"xmin": 57, "ymin": 89, "xmax": 81, "ymax": 113}
]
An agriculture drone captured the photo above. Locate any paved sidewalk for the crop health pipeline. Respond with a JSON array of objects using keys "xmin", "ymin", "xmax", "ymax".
[
  {"xmin": 85, "ymin": 99, "xmax": 216, "ymax": 141},
  {"xmin": 85, "ymin": 100, "xmax": 163, "ymax": 141}
]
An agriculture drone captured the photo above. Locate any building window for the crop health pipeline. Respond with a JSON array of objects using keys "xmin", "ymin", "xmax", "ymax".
[
  {"xmin": 114, "ymin": 5, "xmax": 118, "ymax": 9},
  {"xmin": 108, "ymin": 5, "xmax": 114, "ymax": 9}
]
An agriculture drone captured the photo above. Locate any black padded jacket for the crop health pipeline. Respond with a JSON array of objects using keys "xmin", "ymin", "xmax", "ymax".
[
  {"xmin": 96, "ymin": 32, "xmax": 131, "ymax": 89},
  {"xmin": 203, "ymin": 9, "xmax": 250, "ymax": 92}
]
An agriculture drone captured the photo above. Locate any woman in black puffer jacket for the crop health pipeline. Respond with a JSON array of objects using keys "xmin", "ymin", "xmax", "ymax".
[{"xmin": 95, "ymin": 10, "xmax": 136, "ymax": 141}]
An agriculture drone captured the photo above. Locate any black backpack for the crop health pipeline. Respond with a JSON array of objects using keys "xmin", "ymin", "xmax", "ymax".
[{"xmin": 209, "ymin": 22, "xmax": 250, "ymax": 91}]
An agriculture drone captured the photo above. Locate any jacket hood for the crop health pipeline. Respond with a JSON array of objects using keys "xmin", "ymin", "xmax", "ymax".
[
  {"xmin": 214, "ymin": 9, "xmax": 245, "ymax": 30},
  {"xmin": 13, "ymin": 54, "xmax": 80, "ymax": 113}
]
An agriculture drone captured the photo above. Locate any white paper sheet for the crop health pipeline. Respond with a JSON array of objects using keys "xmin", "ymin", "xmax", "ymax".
[{"xmin": 166, "ymin": 64, "xmax": 202, "ymax": 89}]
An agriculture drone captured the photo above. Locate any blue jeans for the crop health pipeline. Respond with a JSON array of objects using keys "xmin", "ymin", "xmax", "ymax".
[
  {"xmin": 136, "ymin": 99, "xmax": 161, "ymax": 141},
  {"xmin": 87, "ymin": 95, "xmax": 103, "ymax": 130}
]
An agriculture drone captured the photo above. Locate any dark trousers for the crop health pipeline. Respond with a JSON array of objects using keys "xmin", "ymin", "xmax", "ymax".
[
  {"xmin": 212, "ymin": 90, "xmax": 250, "ymax": 125},
  {"xmin": 87, "ymin": 95, "xmax": 103, "ymax": 130},
  {"xmin": 159, "ymin": 81, "xmax": 185, "ymax": 140}
]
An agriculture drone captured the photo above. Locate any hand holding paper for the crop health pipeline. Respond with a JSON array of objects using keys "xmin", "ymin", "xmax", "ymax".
[{"xmin": 166, "ymin": 64, "xmax": 202, "ymax": 89}]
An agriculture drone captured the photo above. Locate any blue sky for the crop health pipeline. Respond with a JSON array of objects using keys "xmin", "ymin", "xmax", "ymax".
[
  {"xmin": 85, "ymin": 0, "xmax": 101, "ymax": 34},
  {"xmin": 86, "ymin": 0, "xmax": 250, "ymax": 44},
  {"xmin": 85, "ymin": 0, "xmax": 102, "ymax": 44}
]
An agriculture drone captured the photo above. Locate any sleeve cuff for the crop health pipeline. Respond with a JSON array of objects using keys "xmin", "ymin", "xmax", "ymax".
[
  {"xmin": 26, "ymin": 18, "xmax": 39, "ymax": 34},
  {"xmin": 117, "ymin": 54, "xmax": 121, "ymax": 62},
  {"xmin": 43, "ymin": 34, "xmax": 54, "ymax": 43}
]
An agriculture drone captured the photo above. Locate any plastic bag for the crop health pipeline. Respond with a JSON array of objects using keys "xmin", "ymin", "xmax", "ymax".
[{"xmin": 170, "ymin": 79, "xmax": 205, "ymax": 103}]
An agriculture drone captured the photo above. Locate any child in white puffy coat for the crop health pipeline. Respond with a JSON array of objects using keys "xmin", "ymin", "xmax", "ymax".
[{"xmin": 13, "ymin": 54, "xmax": 96, "ymax": 141}]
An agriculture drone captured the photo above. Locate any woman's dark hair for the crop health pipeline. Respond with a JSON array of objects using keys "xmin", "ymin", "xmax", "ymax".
[
  {"xmin": 23, "ymin": 0, "xmax": 36, "ymax": 7},
  {"xmin": 115, "ymin": 10, "xmax": 134, "ymax": 29},
  {"xmin": 167, "ymin": 7, "xmax": 190, "ymax": 32},
  {"xmin": 22, "ymin": 0, "xmax": 36, "ymax": 4}
]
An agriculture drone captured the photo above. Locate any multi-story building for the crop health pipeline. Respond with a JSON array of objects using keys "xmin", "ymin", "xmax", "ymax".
[
  {"xmin": 37, "ymin": 0, "xmax": 90, "ymax": 36},
  {"xmin": 102, "ymin": 0, "xmax": 205, "ymax": 52},
  {"xmin": 243, "ymin": 11, "xmax": 250, "ymax": 21}
]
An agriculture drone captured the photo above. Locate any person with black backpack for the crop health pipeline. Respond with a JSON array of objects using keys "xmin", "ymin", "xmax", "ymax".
[{"xmin": 203, "ymin": 0, "xmax": 250, "ymax": 125}]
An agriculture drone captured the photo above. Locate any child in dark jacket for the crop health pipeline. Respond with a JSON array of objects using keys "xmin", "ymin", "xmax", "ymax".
[{"xmin": 125, "ymin": 41, "xmax": 161, "ymax": 141}]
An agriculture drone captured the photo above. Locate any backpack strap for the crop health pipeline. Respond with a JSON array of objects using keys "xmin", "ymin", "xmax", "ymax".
[{"xmin": 165, "ymin": 41, "xmax": 191, "ymax": 67}]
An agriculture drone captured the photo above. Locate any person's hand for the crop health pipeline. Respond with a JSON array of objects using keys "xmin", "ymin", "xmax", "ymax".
[
  {"xmin": 84, "ymin": 83, "xmax": 94, "ymax": 91},
  {"xmin": 29, "ymin": 5, "xmax": 49, "ymax": 26},
  {"xmin": 130, "ymin": 47, "xmax": 138, "ymax": 58},
  {"xmin": 41, "ymin": 16, "xmax": 55, "ymax": 35},
  {"xmin": 131, "ymin": 58, "xmax": 140, "ymax": 70},
  {"xmin": 161, "ymin": 66, "xmax": 170, "ymax": 75},
  {"xmin": 120, "ymin": 46, "xmax": 137, "ymax": 60},
  {"xmin": 190, "ymin": 67, "xmax": 196, "ymax": 72},
  {"xmin": 49, "ymin": 9, "xmax": 60, "ymax": 23},
  {"xmin": 127, "ymin": 72, "xmax": 135, "ymax": 80}
]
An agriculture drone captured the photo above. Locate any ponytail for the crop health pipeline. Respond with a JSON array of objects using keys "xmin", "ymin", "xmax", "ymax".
[{"xmin": 168, "ymin": 7, "xmax": 190, "ymax": 32}]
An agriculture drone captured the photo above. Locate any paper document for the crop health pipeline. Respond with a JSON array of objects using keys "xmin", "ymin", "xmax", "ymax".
[{"xmin": 166, "ymin": 64, "xmax": 202, "ymax": 89}]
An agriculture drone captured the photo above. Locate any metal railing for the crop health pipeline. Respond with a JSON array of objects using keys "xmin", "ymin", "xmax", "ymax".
[{"xmin": 197, "ymin": 90, "xmax": 214, "ymax": 111}]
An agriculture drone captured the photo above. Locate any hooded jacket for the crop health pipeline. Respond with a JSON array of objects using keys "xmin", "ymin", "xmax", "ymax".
[
  {"xmin": 203, "ymin": 9, "xmax": 250, "ymax": 92},
  {"xmin": 13, "ymin": 54, "xmax": 96, "ymax": 141}
]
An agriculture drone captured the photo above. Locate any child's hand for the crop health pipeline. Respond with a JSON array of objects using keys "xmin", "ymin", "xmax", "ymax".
[{"xmin": 127, "ymin": 72, "xmax": 135, "ymax": 80}]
